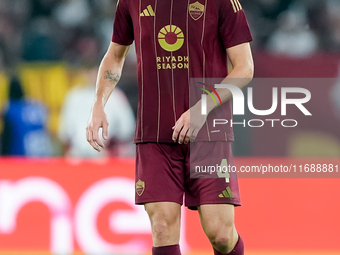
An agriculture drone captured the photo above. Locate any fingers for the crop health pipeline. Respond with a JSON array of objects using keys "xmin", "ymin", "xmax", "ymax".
[
  {"xmin": 172, "ymin": 118, "xmax": 184, "ymax": 143},
  {"xmin": 102, "ymin": 122, "xmax": 109, "ymax": 140},
  {"xmin": 86, "ymin": 123, "xmax": 107, "ymax": 152},
  {"xmin": 178, "ymin": 126, "xmax": 189, "ymax": 144},
  {"xmin": 172, "ymin": 122, "xmax": 181, "ymax": 142},
  {"xmin": 93, "ymin": 128, "xmax": 105, "ymax": 150},
  {"xmin": 172, "ymin": 121, "xmax": 190, "ymax": 144},
  {"xmin": 183, "ymin": 128, "xmax": 190, "ymax": 144},
  {"xmin": 172, "ymin": 107, "xmax": 205, "ymax": 144},
  {"xmin": 190, "ymin": 128, "xmax": 198, "ymax": 142},
  {"xmin": 86, "ymin": 126, "xmax": 101, "ymax": 152}
]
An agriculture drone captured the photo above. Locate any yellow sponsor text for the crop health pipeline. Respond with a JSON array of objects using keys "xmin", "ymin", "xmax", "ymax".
[{"xmin": 157, "ymin": 55, "xmax": 189, "ymax": 70}]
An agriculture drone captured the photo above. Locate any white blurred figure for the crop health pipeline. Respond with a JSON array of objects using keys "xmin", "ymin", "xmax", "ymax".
[
  {"xmin": 58, "ymin": 67, "xmax": 135, "ymax": 158},
  {"xmin": 267, "ymin": 9, "xmax": 318, "ymax": 57},
  {"xmin": 54, "ymin": 0, "xmax": 90, "ymax": 28}
]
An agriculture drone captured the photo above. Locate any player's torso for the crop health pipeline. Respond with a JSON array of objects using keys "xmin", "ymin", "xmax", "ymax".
[
  {"xmin": 122, "ymin": 0, "xmax": 231, "ymax": 143},
  {"xmin": 126, "ymin": 0, "xmax": 227, "ymax": 77}
]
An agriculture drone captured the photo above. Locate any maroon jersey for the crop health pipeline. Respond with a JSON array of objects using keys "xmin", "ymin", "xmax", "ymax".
[{"xmin": 112, "ymin": 0, "xmax": 252, "ymax": 143}]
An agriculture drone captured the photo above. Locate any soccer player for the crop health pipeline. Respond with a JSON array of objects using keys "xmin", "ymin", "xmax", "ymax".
[{"xmin": 86, "ymin": 0, "xmax": 254, "ymax": 254}]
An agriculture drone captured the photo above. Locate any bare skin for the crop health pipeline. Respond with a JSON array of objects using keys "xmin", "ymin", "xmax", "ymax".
[
  {"xmin": 86, "ymin": 42, "xmax": 130, "ymax": 152},
  {"xmin": 86, "ymin": 42, "xmax": 253, "ymax": 253},
  {"xmin": 145, "ymin": 202, "xmax": 181, "ymax": 247},
  {"xmin": 199, "ymin": 204, "xmax": 238, "ymax": 253},
  {"xmin": 104, "ymin": 70, "xmax": 120, "ymax": 84},
  {"xmin": 144, "ymin": 202, "xmax": 237, "ymax": 253}
]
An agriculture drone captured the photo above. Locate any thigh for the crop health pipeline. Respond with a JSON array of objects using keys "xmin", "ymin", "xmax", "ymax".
[
  {"xmin": 185, "ymin": 141, "xmax": 241, "ymax": 209},
  {"xmin": 135, "ymin": 143, "xmax": 185, "ymax": 205},
  {"xmin": 145, "ymin": 201, "xmax": 182, "ymax": 222}
]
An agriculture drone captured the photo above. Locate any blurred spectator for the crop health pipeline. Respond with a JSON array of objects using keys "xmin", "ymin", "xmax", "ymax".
[
  {"xmin": 58, "ymin": 66, "xmax": 135, "ymax": 158},
  {"xmin": 330, "ymin": 63, "xmax": 340, "ymax": 119},
  {"xmin": 54, "ymin": 0, "xmax": 91, "ymax": 28},
  {"xmin": 0, "ymin": 77, "xmax": 53, "ymax": 156},
  {"xmin": 88, "ymin": 0, "xmax": 117, "ymax": 53},
  {"xmin": 30, "ymin": 0, "xmax": 59, "ymax": 19},
  {"xmin": 0, "ymin": 9, "xmax": 21, "ymax": 68},
  {"xmin": 266, "ymin": 10, "xmax": 318, "ymax": 57},
  {"xmin": 307, "ymin": 1, "xmax": 333, "ymax": 52},
  {"xmin": 326, "ymin": 0, "xmax": 340, "ymax": 51},
  {"xmin": 242, "ymin": 0, "xmax": 295, "ymax": 47},
  {"xmin": 3, "ymin": 0, "xmax": 336, "ymax": 68},
  {"xmin": 0, "ymin": 40, "xmax": 5, "ymax": 70},
  {"xmin": 22, "ymin": 17, "xmax": 61, "ymax": 61}
]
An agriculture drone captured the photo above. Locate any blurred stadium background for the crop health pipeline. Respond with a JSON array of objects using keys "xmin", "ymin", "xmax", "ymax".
[{"xmin": 0, "ymin": 0, "xmax": 340, "ymax": 254}]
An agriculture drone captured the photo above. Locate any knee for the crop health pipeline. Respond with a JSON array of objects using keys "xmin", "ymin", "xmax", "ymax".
[
  {"xmin": 149, "ymin": 211, "xmax": 180, "ymax": 237},
  {"xmin": 206, "ymin": 228, "xmax": 236, "ymax": 251},
  {"xmin": 145, "ymin": 202, "xmax": 181, "ymax": 246},
  {"xmin": 209, "ymin": 233, "xmax": 232, "ymax": 248},
  {"xmin": 152, "ymin": 219, "xmax": 171, "ymax": 237},
  {"xmin": 149, "ymin": 212, "xmax": 181, "ymax": 246}
]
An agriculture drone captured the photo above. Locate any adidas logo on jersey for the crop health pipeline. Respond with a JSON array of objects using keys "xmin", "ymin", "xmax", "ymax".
[
  {"xmin": 230, "ymin": 0, "xmax": 243, "ymax": 13},
  {"xmin": 218, "ymin": 187, "xmax": 234, "ymax": 198},
  {"xmin": 140, "ymin": 5, "xmax": 155, "ymax": 16}
]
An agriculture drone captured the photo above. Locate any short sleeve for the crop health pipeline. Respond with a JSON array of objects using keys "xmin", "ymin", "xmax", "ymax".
[
  {"xmin": 219, "ymin": 0, "xmax": 252, "ymax": 49},
  {"xmin": 112, "ymin": 0, "xmax": 134, "ymax": 45}
]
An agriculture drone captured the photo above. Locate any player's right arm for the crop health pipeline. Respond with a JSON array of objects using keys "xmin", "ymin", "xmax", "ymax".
[{"xmin": 86, "ymin": 42, "xmax": 130, "ymax": 152}]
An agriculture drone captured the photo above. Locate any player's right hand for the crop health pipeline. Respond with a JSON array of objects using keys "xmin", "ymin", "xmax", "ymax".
[{"xmin": 86, "ymin": 102, "xmax": 109, "ymax": 152}]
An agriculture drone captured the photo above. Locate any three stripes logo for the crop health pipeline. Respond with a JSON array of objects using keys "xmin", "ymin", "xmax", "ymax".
[
  {"xmin": 230, "ymin": 0, "xmax": 243, "ymax": 13},
  {"xmin": 197, "ymin": 82, "xmax": 223, "ymax": 115},
  {"xmin": 140, "ymin": 5, "xmax": 155, "ymax": 16},
  {"xmin": 219, "ymin": 187, "xmax": 234, "ymax": 198}
]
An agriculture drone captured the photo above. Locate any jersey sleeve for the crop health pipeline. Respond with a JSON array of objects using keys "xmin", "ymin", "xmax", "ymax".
[
  {"xmin": 112, "ymin": 0, "xmax": 134, "ymax": 45},
  {"xmin": 219, "ymin": 0, "xmax": 252, "ymax": 49}
]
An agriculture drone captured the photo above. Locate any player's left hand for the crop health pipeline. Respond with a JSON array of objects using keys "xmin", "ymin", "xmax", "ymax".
[{"xmin": 172, "ymin": 103, "xmax": 207, "ymax": 144}]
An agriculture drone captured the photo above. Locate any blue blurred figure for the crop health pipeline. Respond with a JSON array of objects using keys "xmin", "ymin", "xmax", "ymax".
[{"xmin": 1, "ymin": 77, "xmax": 53, "ymax": 157}]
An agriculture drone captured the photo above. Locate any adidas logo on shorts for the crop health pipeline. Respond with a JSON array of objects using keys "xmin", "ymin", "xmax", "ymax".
[{"xmin": 219, "ymin": 187, "xmax": 234, "ymax": 198}]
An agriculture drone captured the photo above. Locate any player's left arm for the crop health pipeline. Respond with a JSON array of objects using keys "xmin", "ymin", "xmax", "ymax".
[{"xmin": 172, "ymin": 42, "xmax": 254, "ymax": 144}]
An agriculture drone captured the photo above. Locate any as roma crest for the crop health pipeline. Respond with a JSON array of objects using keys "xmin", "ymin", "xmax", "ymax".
[
  {"xmin": 136, "ymin": 179, "xmax": 145, "ymax": 196},
  {"xmin": 189, "ymin": 1, "xmax": 205, "ymax": 21}
]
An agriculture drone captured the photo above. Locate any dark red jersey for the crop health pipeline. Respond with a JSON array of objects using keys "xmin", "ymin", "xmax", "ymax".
[{"xmin": 112, "ymin": 0, "xmax": 252, "ymax": 143}]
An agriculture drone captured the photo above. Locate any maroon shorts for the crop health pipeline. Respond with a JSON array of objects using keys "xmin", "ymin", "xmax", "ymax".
[{"xmin": 135, "ymin": 142, "xmax": 241, "ymax": 210}]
